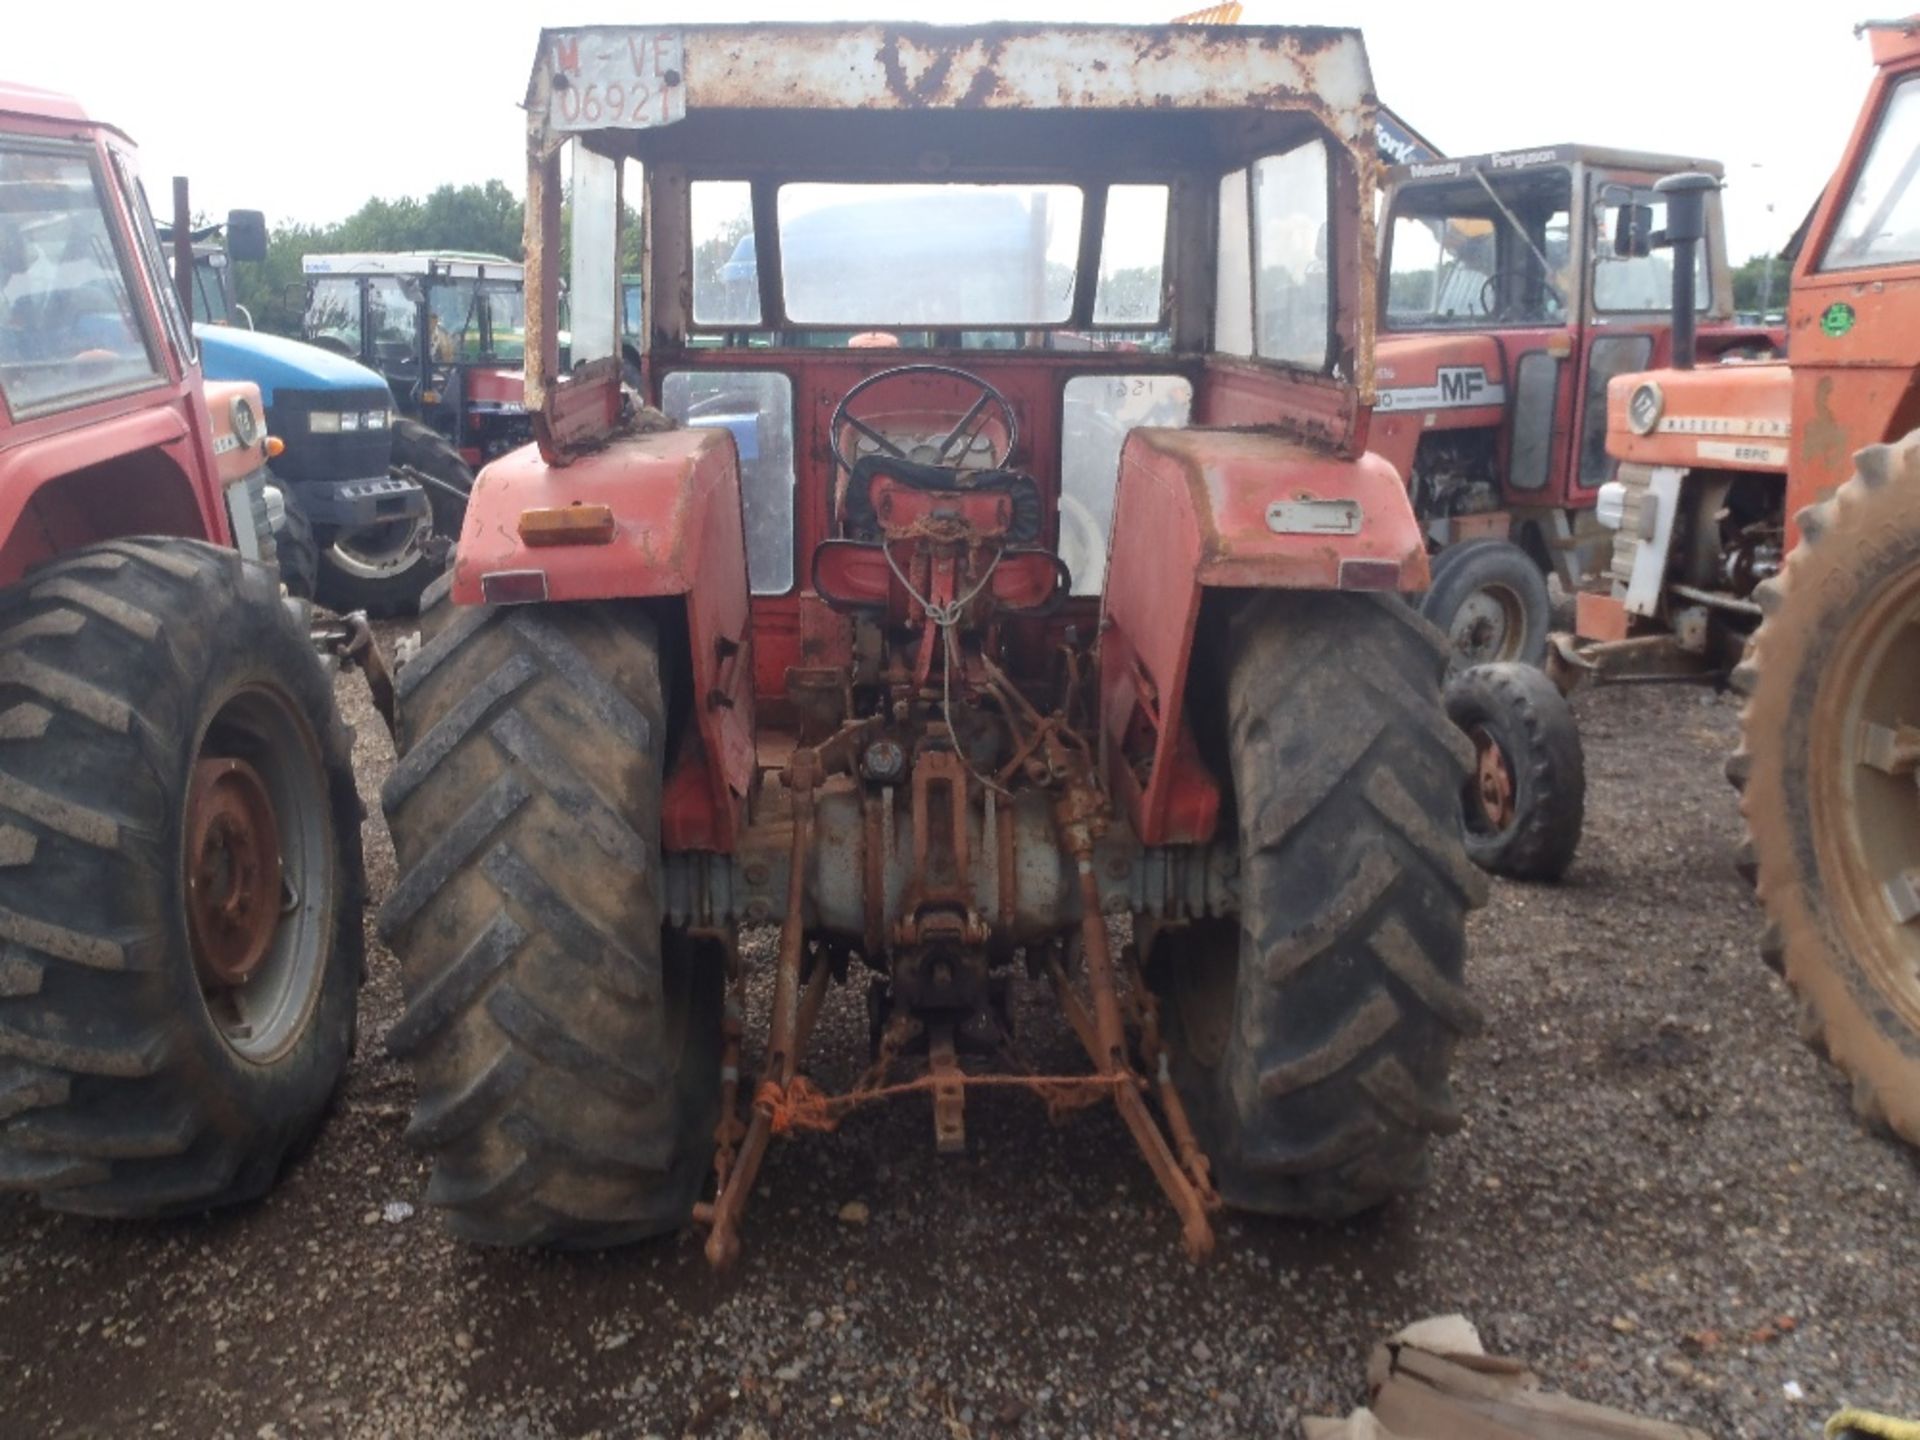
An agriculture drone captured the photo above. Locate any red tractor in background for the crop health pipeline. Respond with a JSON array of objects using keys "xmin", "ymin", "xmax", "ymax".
[
  {"xmin": 0, "ymin": 84, "xmax": 365, "ymax": 1216},
  {"xmin": 1374, "ymin": 145, "xmax": 1777, "ymax": 671},
  {"xmin": 377, "ymin": 22, "xmax": 1486, "ymax": 1263},
  {"xmin": 1571, "ymin": 17, "xmax": 1920, "ymax": 1147}
]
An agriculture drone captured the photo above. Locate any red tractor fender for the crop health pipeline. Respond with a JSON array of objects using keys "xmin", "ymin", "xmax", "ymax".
[
  {"xmin": 1099, "ymin": 426, "xmax": 1429, "ymax": 847},
  {"xmin": 452, "ymin": 425, "xmax": 755, "ymax": 852}
]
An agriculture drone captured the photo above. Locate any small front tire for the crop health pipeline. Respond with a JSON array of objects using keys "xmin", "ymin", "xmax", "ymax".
[
  {"xmin": 1446, "ymin": 662, "xmax": 1585, "ymax": 881},
  {"xmin": 1421, "ymin": 538, "xmax": 1551, "ymax": 672}
]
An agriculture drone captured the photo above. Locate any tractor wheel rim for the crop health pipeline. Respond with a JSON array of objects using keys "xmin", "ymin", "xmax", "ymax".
[
  {"xmin": 1465, "ymin": 724, "xmax": 1517, "ymax": 835},
  {"xmin": 327, "ymin": 513, "xmax": 431, "ymax": 580},
  {"xmin": 187, "ymin": 687, "xmax": 334, "ymax": 1063},
  {"xmin": 187, "ymin": 757, "xmax": 282, "ymax": 989},
  {"xmin": 1450, "ymin": 584, "xmax": 1523, "ymax": 665},
  {"xmin": 1822, "ymin": 564, "xmax": 1920, "ymax": 1025}
]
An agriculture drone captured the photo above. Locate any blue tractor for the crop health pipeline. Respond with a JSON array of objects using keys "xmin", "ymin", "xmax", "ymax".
[{"xmin": 164, "ymin": 221, "xmax": 446, "ymax": 615}]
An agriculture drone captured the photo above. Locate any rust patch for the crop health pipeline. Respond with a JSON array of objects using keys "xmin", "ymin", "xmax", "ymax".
[{"xmin": 960, "ymin": 67, "xmax": 1000, "ymax": 109}]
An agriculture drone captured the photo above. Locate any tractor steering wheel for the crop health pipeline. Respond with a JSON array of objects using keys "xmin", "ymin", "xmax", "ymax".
[
  {"xmin": 829, "ymin": 364, "xmax": 1018, "ymax": 478},
  {"xmin": 1478, "ymin": 269, "xmax": 1566, "ymax": 321}
]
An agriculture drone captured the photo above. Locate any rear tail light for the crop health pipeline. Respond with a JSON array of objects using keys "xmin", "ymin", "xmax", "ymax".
[
  {"xmin": 1337, "ymin": 558, "xmax": 1404, "ymax": 591},
  {"xmin": 480, "ymin": 569, "xmax": 549, "ymax": 605}
]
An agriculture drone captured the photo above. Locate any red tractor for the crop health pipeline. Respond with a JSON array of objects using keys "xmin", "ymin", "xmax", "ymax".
[
  {"xmin": 0, "ymin": 84, "xmax": 364, "ymax": 1215},
  {"xmin": 377, "ymin": 22, "xmax": 1487, "ymax": 1261},
  {"xmin": 1373, "ymin": 145, "xmax": 1777, "ymax": 670}
]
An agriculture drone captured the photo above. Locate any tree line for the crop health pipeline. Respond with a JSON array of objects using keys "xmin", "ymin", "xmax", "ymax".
[{"xmin": 235, "ymin": 181, "xmax": 641, "ymax": 335}]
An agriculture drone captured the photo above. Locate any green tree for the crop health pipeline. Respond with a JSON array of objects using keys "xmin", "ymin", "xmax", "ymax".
[
  {"xmin": 1732, "ymin": 251, "xmax": 1786, "ymax": 315},
  {"xmin": 233, "ymin": 182, "xmax": 528, "ymax": 336}
]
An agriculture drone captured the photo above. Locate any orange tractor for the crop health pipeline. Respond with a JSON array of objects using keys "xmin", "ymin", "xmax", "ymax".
[
  {"xmin": 1573, "ymin": 17, "xmax": 1920, "ymax": 1145},
  {"xmin": 376, "ymin": 22, "xmax": 1486, "ymax": 1262}
]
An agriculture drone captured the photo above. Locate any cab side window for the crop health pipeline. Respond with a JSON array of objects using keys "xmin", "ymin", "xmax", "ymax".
[
  {"xmin": 0, "ymin": 141, "xmax": 161, "ymax": 417},
  {"xmin": 306, "ymin": 277, "xmax": 362, "ymax": 355}
]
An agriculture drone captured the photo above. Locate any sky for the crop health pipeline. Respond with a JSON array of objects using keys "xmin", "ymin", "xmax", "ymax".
[{"xmin": 10, "ymin": 0, "xmax": 1871, "ymax": 260}]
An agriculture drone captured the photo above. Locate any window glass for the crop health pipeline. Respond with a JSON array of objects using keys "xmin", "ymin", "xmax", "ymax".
[
  {"xmin": 1387, "ymin": 213, "xmax": 1494, "ymax": 323},
  {"xmin": 1214, "ymin": 168, "xmax": 1252, "ymax": 355},
  {"xmin": 1823, "ymin": 75, "xmax": 1920, "ymax": 270},
  {"xmin": 1093, "ymin": 186, "xmax": 1169, "ymax": 325},
  {"xmin": 425, "ymin": 279, "xmax": 525, "ymax": 363},
  {"xmin": 483, "ymin": 282, "xmax": 526, "ymax": 363},
  {"xmin": 0, "ymin": 142, "xmax": 160, "ymax": 416},
  {"xmin": 122, "ymin": 167, "xmax": 194, "ymax": 365},
  {"xmin": 1060, "ymin": 374, "xmax": 1192, "ymax": 595},
  {"xmin": 1385, "ymin": 168, "xmax": 1570, "ymax": 329},
  {"xmin": 692, "ymin": 181, "xmax": 758, "ymax": 325},
  {"xmin": 1252, "ymin": 143, "xmax": 1331, "ymax": 368},
  {"xmin": 777, "ymin": 184, "xmax": 1082, "ymax": 326},
  {"xmin": 1592, "ymin": 188, "xmax": 1708, "ymax": 312},
  {"xmin": 193, "ymin": 258, "xmax": 230, "ymax": 324},
  {"xmin": 662, "ymin": 370, "xmax": 795, "ymax": 594},
  {"xmin": 367, "ymin": 277, "xmax": 417, "ymax": 368},
  {"xmin": 306, "ymin": 276, "xmax": 361, "ymax": 353}
]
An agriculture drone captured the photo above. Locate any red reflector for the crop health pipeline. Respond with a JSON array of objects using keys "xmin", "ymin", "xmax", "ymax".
[
  {"xmin": 519, "ymin": 503, "xmax": 616, "ymax": 546},
  {"xmin": 1338, "ymin": 558, "xmax": 1403, "ymax": 592},
  {"xmin": 480, "ymin": 569, "xmax": 549, "ymax": 605}
]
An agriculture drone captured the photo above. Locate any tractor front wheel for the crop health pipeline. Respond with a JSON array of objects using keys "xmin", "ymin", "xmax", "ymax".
[
  {"xmin": 1446, "ymin": 661, "xmax": 1585, "ymax": 881},
  {"xmin": 380, "ymin": 592, "xmax": 722, "ymax": 1246},
  {"xmin": 1730, "ymin": 432, "xmax": 1920, "ymax": 1147},
  {"xmin": 314, "ymin": 420, "xmax": 471, "ymax": 618},
  {"xmin": 1420, "ymin": 538, "xmax": 1551, "ymax": 672},
  {"xmin": 1152, "ymin": 593, "xmax": 1486, "ymax": 1218}
]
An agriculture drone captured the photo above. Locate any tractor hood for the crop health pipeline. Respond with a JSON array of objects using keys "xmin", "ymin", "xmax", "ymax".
[
  {"xmin": 194, "ymin": 324, "xmax": 388, "ymax": 409},
  {"xmin": 1371, "ymin": 332, "xmax": 1506, "ymax": 418},
  {"xmin": 1605, "ymin": 360, "xmax": 1791, "ymax": 473}
]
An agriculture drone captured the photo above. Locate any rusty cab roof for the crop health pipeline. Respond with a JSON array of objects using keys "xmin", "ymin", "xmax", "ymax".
[
  {"xmin": 1386, "ymin": 144, "xmax": 1726, "ymax": 188},
  {"xmin": 524, "ymin": 22, "xmax": 1376, "ymax": 165}
]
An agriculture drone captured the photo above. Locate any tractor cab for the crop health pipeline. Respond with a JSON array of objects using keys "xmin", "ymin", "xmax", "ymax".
[
  {"xmin": 380, "ymin": 24, "xmax": 1481, "ymax": 1266},
  {"xmin": 300, "ymin": 251, "xmax": 531, "ymax": 468},
  {"xmin": 1370, "ymin": 146, "xmax": 1771, "ymax": 667}
]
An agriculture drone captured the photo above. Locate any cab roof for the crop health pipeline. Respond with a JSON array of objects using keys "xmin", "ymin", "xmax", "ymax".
[
  {"xmin": 525, "ymin": 22, "xmax": 1376, "ymax": 151},
  {"xmin": 302, "ymin": 252, "xmax": 522, "ymax": 281},
  {"xmin": 0, "ymin": 81, "xmax": 89, "ymax": 125},
  {"xmin": 1387, "ymin": 144, "xmax": 1725, "ymax": 187},
  {"xmin": 0, "ymin": 80, "xmax": 133, "ymax": 145}
]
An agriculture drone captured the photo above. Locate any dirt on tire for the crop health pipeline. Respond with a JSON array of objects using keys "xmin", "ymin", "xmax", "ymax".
[
  {"xmin": 0, "ymin": 539, "xmax": 362, "ymax": 1217},
  {"xmin": 1154, "ymin": 593, "xmax": 1487, "ymax": 1219},
  {"xmin": 380, "ymin": 594, "xmax": 721, "ymax": 1246}
]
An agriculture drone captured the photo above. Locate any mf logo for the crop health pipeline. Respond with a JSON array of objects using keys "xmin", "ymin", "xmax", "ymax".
[{"xmin": 1438, "ymin": 367, "xmax": 1489, "ymax": 404}]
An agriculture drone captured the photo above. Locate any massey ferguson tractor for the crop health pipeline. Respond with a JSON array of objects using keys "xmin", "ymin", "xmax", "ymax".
[
  {"xmin": 0, "ymin": 84, "xmax": 364, "ymax": 1214},
  {"xmin": 1576, "ymin": 17, "xmax": 1920, "ymax": 1148},
  {"xmin": 377, "ymin": 22, "xmax": 1487, "ymax": 1261},
  {"xmin": 1374, "ymin": 145, "xmax": 1776, "ymax": 670}
]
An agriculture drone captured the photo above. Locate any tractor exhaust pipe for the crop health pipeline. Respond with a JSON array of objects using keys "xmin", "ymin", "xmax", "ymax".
[{"xmin": 1654, "ymin": 172, "xmax": 1718, "ymax": 372}]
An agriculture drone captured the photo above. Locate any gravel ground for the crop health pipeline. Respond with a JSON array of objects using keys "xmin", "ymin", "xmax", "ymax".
[{"xmin": 1, "ymin": 666, "xmax": 1916, "ymax": 1440}]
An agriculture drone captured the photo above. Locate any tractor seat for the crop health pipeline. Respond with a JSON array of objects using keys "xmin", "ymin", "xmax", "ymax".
[{"xmin": 841, "ymin": 452, "xmax": 1044, "ymax": 545}]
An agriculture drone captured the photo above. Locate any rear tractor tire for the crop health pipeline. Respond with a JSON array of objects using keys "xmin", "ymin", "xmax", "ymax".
[
  {"xmin": 0, "ymin": 540, "xmax": 363, "ymax": 1216},
  {"xmin": 1420, "ymin": 538, "xmax": 1551, "ymax": 672},
  {"xmin": 379, "ymin": 589, "xmax": 722, "ymax": 1247},
  {"xmin": 1730, "ymin": 432, "xmax": 1920, "ymax": 1147},
  {"xmin": 1446, "ymin": 661, "xmax": 1585, "ymax": 881},
  {"xmin": 1150, "ymin": 594, "xmax": 1487, "ymax": 1219}
]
